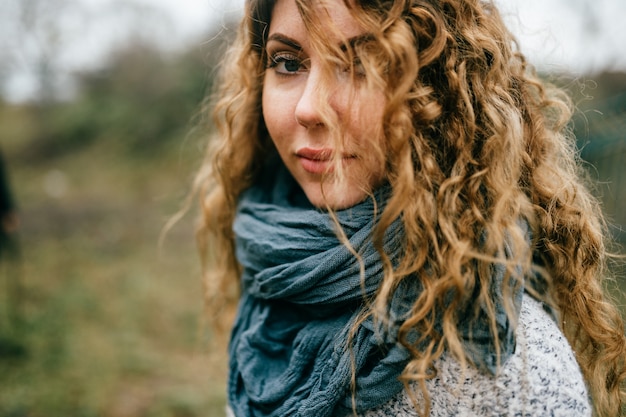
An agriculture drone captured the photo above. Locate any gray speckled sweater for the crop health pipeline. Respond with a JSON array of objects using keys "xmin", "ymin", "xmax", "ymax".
[{"xmin": 356, "ymin": 294, "xmax": 591, "ymax": 417}]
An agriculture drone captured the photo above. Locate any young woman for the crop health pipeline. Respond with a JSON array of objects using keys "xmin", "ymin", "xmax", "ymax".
[{"xmin": 195, "ymin": 0, "xmax": 626, "ymax": 415}]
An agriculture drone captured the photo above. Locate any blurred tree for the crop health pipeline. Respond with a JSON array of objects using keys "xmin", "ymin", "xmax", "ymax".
[
  {"xmin": 15, "ymin": 22, "xmax": 237, "ymax": 161},
  {"xmin": 0, "ymin": 0, "xmax": 178, "ymax": 103},
  {"xmin": 0, "ymin": 0, "xmax": 234, "ymax": 161},
  {"xmin": 1, "ymin": 0, "xmax": 82, "ymax": 103},
  {"xmin": 0, "ymin": 0, "xmax": 86, "ymax": 165}
]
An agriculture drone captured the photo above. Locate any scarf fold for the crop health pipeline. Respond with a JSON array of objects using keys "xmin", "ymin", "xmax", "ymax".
[{"xmin": 228, "ymin": 165, "xmax": 522, "ymax": 417}]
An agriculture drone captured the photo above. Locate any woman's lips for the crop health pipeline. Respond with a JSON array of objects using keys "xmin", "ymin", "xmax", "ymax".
[{"xmin": 296, "ymin": 148, "xmax": 355, "ymax": 174}]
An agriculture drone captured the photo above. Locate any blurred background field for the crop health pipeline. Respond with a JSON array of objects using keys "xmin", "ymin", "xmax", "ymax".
[
  {"xmin": 0, "ymin": 2, "xmax": 234, "ymax": 415},
  {"xmin": 0, "ymin": 1, "xmax": 625, "ymax": 416},
  {"xmin": 0, "ymin": 59, "xmax": 230, "ymax": 417}
]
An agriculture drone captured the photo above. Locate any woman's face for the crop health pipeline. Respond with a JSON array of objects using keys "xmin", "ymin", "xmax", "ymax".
[{"xmin": 262, "ymin": 0, "xmax": 386, "ymax": 209}]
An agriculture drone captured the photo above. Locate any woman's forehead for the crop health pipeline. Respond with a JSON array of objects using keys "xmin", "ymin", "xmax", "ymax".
[{"xmin": 268, "ymin": 0, "xmax": 366, "ymax": 41}]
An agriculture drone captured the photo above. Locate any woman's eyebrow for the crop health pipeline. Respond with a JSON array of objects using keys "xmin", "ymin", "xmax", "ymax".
[
  {"xmin": 341, "ymin": 33, "xmax": 375, "ymax": 51},
  {"xmin": 266, "ymin": 32, "xmax": 375, "ymax": 52},
  {"xmin": 266, "ymin": 33, "xmax": 302, "ymax": 51}
]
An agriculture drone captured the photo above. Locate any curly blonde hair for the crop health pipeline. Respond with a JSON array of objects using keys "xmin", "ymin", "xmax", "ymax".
[{"xmin": 195, "ymin": 0, "xmax": 626, "ymax": 415}]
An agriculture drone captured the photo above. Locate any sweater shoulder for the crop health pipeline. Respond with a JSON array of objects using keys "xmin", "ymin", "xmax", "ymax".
[{"xmin": 359, "ymin": 294, "xmax": 591, "ymax": 417}]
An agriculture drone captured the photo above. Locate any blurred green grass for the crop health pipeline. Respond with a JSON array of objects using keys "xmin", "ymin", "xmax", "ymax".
[{"xmin": 0, "ymin": 108, "xmax": 228, "ymax": 416}]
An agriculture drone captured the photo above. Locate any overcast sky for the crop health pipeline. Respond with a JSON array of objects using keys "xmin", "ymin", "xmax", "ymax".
[{"xmin": 3, "ymin": 0, "xmax": 626, "ymax": 102}]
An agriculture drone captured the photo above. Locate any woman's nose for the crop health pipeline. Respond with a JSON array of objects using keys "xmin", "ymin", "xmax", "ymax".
[{"xmin": 294, "ymin": 70, "xmax": 327, "ymax": 129}]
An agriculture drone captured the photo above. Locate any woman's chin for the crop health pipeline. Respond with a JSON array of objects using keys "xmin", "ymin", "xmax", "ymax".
[{"xmin": 303, "ymin": 184, "xmax": 371, "ymax": 211}]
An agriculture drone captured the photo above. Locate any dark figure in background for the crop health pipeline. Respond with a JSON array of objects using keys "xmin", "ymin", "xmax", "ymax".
[
  {"xmin": 0, "ymin": 148, "xmax": 24, "ymax": 357},
  {"xmin": 0, "ymin": 150, "xmax": 18, "ymax": 251}
]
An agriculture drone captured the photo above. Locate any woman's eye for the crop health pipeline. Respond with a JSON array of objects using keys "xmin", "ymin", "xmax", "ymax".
[
  {"xmin": 349, "ymin": 59, "xmax": 366, "ymax": 77},
  {"xmin": 268, "ymin": 53, "xmax": 305, "ymax": 75}
]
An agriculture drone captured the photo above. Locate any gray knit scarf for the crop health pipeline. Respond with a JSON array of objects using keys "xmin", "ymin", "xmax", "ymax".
[{"xmin": 228, "ymin": 164, "xmax": 521, "ymax": 417}]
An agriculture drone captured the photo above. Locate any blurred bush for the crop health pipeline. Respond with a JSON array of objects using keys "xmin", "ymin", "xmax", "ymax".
[
  {"xmin": 0, "ymin": 15, "xmax": 233, "ymax": 160},
  {"xmin": 10, "ymin": 40, "xmax": 215, "ymax": 161},
  {"xmin": 571, "ymin": 72, "xmax": 626, "ymax": 245}
]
